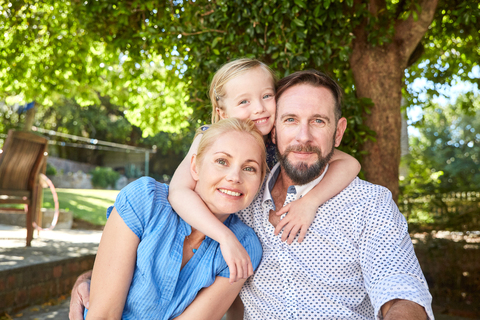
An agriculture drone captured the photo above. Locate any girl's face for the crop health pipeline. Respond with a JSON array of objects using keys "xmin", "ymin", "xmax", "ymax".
[
  {"xmin": 191, "ymin": 131, "xmax": 263, "ymax": 217},
  {"xmin": 217, "ymin": 67, "xmax": 276, "ymax": 136}
]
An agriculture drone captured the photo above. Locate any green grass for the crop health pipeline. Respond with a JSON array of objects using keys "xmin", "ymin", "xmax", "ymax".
[{"xmin": 0, "ymin": 188, "xmax": 119, "ymax": 226}]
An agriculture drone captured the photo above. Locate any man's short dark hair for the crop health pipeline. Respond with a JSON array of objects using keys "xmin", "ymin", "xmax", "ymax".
[{"xmin": 275, "ymin": 70, "xmax": 343, "ymax": 121}]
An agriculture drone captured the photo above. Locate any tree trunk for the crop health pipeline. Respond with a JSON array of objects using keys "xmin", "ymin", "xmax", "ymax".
[
  {"xmin": 351, "ymin": 46, "xmax": 404, "ymax": 202},
  {"xmin": 350, "ymin": 0, "xmax": 439, "ymax": 203},
  {"xmin": 23, "ymin": 106, "xmax": 36, "ymax": 132}
]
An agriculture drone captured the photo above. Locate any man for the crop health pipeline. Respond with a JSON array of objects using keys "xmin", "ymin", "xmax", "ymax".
[
  {"xmin": 229, "ymin": 70, "xmax": 433, "ymax": 319},
  {"xmin": 70, "ymin": 70, "xmax": 433, "ymax": 320}
]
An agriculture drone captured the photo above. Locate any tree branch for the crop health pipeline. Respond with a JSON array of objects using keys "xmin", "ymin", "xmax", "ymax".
[
  {"xmin": 394, "ymin": 0, "xmax": 439, "ymax": 62},
  {"xmin": 200, "ymin": 9, "xmax": 215, "ymax": 17},
  {"xmin": 180, "ymin": 29, "xmax": 226, "ymax": 36},
  {"xmin": 368, "ymin": 0, "xmax": 386, "ymax": 17},
  {"xmin": 350, "ymin": 0, "xmax": 369, "ymax": 68}
]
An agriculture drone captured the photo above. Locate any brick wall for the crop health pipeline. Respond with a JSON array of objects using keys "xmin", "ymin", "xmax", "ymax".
[{"xmin": 0, "ymin": 255, "xmax": 95, "ymax": 314}]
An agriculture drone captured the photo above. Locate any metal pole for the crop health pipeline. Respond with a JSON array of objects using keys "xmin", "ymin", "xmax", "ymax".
[{"xmin": 145, "ymin": 151, "xmax": 150, "ymax": 177}]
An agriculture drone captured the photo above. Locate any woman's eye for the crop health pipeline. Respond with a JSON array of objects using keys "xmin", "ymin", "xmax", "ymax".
[
  {"xmin": 216, "ymin": 159, "xmax": 227, "ymax": 165},
  {"xmin": 243, "ymin": 166, "xmax": 257, "ymax": 172}
]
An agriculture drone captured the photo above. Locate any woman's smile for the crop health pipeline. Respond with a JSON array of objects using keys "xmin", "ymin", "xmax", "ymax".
[{"xmin": 192, "ymin": 130, "xmax": 264, "ymax": 216}]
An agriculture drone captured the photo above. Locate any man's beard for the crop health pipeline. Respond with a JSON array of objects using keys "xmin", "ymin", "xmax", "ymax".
[{"xmin": 276, "ymin": 142, "xmax": 335, "ymax": 185}]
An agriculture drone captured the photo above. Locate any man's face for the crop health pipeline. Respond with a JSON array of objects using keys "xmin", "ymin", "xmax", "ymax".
[{"xmin": 272, "ymin": 84, "xmax": 346, "ymax": 185}]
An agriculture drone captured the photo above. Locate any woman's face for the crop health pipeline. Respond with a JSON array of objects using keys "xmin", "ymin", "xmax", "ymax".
[
  {"xmin": 191, "ymin": 131, "xmax": 264, "ymax": 217},
  {"xmin": 217, "ymin": 67, "xmax": 276, "ymax": 136}
]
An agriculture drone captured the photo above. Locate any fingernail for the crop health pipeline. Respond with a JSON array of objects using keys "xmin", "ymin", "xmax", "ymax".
[{"xmin": 86, "ymin": 302, "xmax": 89, "ymax": 308}]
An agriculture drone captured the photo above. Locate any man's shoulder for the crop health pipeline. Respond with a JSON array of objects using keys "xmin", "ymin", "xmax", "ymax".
[{"xmin": 331, "ymin": 177, "xmax": 394, "ymax": 205}]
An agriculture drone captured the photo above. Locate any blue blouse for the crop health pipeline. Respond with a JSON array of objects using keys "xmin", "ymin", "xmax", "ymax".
[{"xmin": 86, "ymin": 177, "xmax": 263, "ymax": 320}]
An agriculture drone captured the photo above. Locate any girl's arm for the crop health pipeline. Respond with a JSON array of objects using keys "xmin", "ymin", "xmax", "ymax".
[
  {"xmin": 86, "ymin": 207, "xmax": 140, "ymax": 319},
  {"xmin": 274, "ymin": 149, "xmax": 361, "ymax": 243},
  {"xmin": 168, "ymin": 134, "xmax": 253, "ymax": 283},
  {"xmin": 173, "ymin": 277, "xmax": 246, "ymax": 320}
]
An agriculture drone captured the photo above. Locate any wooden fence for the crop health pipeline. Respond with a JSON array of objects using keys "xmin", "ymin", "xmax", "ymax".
[{"xmin": 399, "ymin": 191, "xmax": 480, "ymax": 230}]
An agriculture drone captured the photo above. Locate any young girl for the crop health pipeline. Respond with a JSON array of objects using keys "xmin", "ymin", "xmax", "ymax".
[{"xmin": 168, "ymin": 58, "xmax": 361, "ymax": 283}]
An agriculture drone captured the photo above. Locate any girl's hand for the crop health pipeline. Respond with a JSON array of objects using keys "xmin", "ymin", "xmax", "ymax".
[
  {"xmin": 219, "ymin": 234, "xmax": 254, "ymax": 284},
  {"xmin": 274, "ymin": 198, "xmax": 318, "ymax": 244}
]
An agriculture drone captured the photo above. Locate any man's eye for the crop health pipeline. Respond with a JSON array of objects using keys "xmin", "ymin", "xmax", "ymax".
[
  {"xmin": 216, "ymin": 159, "xmax": 227, "ymax": 165},
  {"xmin": 285, "ymin": 118, "xmax": 295, "ymax": 122},
  {"xmin": 244, "ymin": 166, "xmax": 257, "ymax": 172},
  {"xmin": 315, "ymin": 119, "xmax": 325, "ymax": 124}
]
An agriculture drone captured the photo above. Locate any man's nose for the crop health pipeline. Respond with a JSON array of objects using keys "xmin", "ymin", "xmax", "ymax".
[{"xmin": 295, "ymin": 123, "xmax": 313, "ymax": 144}]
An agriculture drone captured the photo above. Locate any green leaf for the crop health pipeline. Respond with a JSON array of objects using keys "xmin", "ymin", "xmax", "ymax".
[
  {"xmin": 294, "ymin": 0, "xmax": 307, "ymax": 9},
  {"xmin": 324, "ymin": 0, "xmax": 331, "ymax": 10},
  {"xmin": 413, "ymin": 11, "xmax": 418, "ymax": 21},
  {"xmin": 346, "ymin": 0, "xmax": 354, "ymax": 7},
  {"xmin": 211, "ymin": 37, "xmax": 220, "ymax": 48},
  {"xmin": 213, "ymin": 48, "xmax": 220, "ymax": 55},
  {"xmin": 293, "ymin": 18, "xmax": 305, "ymax": 27}
]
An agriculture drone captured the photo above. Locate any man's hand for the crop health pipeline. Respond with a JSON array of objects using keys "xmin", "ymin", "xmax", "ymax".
[
  {"xmin": 382, "ymin": 299, "xmax": 428, "ymax": 320},
  {"xmin": 69, "ymin": 270, "xmax": 92, "ymax": 320}
]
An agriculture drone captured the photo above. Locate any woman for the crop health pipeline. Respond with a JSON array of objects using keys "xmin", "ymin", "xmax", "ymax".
[{"xmin": 85, "ymin": 118, "xmax": 265, "ymax": 319}]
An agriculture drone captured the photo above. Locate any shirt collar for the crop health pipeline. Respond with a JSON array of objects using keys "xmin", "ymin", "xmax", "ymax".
[{"xmin": 263, "ymin": 162, "xmax": 329, "ymax": 209}]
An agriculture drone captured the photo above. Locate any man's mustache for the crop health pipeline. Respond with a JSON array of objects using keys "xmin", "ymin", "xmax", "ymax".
[{"xmin": 284, "ymin": 144, "xmax": 322, "ymax": 155}]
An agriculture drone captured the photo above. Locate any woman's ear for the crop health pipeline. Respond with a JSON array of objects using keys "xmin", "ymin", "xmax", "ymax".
[
  {"xmin": 190, "ymin": 154, "xmax": 200, "ymax": 181},
  {"xmin": 216, "ymin": 107, "xmax": 228, "ymax": 120}
]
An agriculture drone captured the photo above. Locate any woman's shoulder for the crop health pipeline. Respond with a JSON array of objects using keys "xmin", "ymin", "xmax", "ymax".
[
  {"xmin": 110, "ymin": 177, "xmax": 173, "ymax": 238},
  {"xmin": 119, "ymin": 177, "xmax": 169, "ymax": 202}
]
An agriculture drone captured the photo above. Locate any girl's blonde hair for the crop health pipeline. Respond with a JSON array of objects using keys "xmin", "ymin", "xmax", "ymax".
[
  {"xmin": 209, "ymin": 58, "xmax": 277, "ymax": 123},
  {"xmin": 195, "ymin": 118, "xmax": 267, "ymax": 184}
]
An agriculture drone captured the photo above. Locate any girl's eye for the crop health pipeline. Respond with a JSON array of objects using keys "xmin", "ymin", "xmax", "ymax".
[
  {"xmin": 243, "ymin": 166, "xmax": 257, "ymax": 172},
  {"xmin": 239, "ymin": 100, "xmax": 248, "ymax": 105},
  {"xmin": 263, "ymin": 93, "xmax": 273, "ymax": 99},
  {"xmin": 216, "ymin": 159, "xmax": 227, "ymax": 165}
]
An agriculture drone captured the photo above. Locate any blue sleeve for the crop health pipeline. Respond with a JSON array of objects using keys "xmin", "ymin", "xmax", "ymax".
[
  {"xmin": 106, "ymin": 176, "xmax": 168, "ymax": 240},
  {"xmin": 218, "ymin": 228, "xmax": 263, "ymax": 278}
]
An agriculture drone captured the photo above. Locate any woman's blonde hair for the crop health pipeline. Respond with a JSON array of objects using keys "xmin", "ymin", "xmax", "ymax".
[
  {"xmin": 209, "ymin": 58, "xmax": 277, "ymax": 123},
  {"xmin": 195, "ymin": 118, "xmax": 267, "ymax": 184}
]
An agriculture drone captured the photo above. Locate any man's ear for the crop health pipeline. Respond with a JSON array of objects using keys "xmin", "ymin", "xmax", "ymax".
[
  {"xmin": 216, "ymin": 108, "xmax": 228, "ymax": 120},
  {"xmin": 190, "ymin": 154, "xmax": 200, "ymax": 182},
  {"xmin": 271, "ymin": 126, "xmax": 276, "ymax": 144},
  {"xmin": 334, "ymin": 117, "xmax": 347, "ymax": 147}
]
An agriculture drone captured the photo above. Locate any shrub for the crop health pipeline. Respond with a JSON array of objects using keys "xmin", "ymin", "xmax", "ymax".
[
  {"xmin": 46, "ymin": 163, "xmax": 57, "ymax": 176},
  {"xmin": 91, "ymin": 167, "xmax": 120, "ymax": 189}
]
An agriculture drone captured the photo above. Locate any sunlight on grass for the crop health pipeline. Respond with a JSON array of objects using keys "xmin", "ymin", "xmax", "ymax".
[{"xmin": 42, "ymin": 188, "xmax": 120, "ymax": 226}]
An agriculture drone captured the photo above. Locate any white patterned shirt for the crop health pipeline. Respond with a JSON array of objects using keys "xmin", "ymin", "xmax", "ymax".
[{"xmin": 236, "ymin": 163, "xmax": 434, "ymax": 320}]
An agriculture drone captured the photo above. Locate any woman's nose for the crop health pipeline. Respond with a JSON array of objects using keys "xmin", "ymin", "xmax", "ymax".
[{"xmin": 226, "ymin": 167, "xmax": 242, "ymax": 183}]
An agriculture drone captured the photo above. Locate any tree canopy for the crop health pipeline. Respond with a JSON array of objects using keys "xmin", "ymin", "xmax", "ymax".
[
  {"xmin": 403, "ymin": 93, "xmax": 480, "ymax": 194},
  {"xmin": 1, "ymin": 0, "xmax": 479, "ymax": 199}
]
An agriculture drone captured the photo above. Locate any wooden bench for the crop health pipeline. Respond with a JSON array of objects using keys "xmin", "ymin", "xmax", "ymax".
[{"xmin": 0, "ymin": 129, "xmax": 49, "ymax": 246}]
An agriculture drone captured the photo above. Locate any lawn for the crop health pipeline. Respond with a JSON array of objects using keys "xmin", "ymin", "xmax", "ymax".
[
  {"xmin": 43, "ymin": 188, "xmax": 120, "ymax": 225},
  {"xmin": 0, "ymin": 188, "xmax": 119, "ymax": 226}
]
